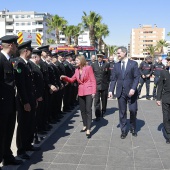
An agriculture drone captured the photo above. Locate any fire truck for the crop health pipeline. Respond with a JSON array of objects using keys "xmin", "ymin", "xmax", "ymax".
[{"xmin": 51, "ymin": 45, "xmax": 97, "ymax": 60}]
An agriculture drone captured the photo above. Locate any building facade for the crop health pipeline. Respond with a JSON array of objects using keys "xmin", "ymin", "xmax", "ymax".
[
  {"xmin": 0, "ymin": 9, "xmax": 56, "ymax": 46},
  {"xmin": 130, "ymin": 24, "xmax": 165, "ymax": 60}
]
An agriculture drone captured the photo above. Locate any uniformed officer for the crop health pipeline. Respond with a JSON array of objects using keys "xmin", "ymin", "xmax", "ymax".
[
  {"xmin": 63, "ymin": 52, "xmax": 75, "ymax": 111},
  {"xmin": 14, "ymin": 40, "xmax": 40, "ymax": 160},
  {"xmin": 156, "ymin": 56, "xmax": 170, "ymax": 144},
  {"xmin": 152, "ymin": 57, "xmax": 165, "ymax": 100},
  {"xmin": 137, "ymin": 56, "xmax": 153, "ymax": 100},
  {"xmin": 29, "ymin": 49, "xmax": 44, "ymax": 144},
  {"xmin": 0, "ymin": 35, "xmax": 23, "ymax": 166},
  {"xmin": 37, "ymin": 45, "xmax": 58, "ymax": 133},
  {"xmin": 91, "ymin": 51, "xmax": 110, "ymax": 120}
]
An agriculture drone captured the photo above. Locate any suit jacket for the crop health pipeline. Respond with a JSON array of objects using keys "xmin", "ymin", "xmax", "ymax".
[
  {"xmin": 0, "ymin": 52, "xmax": 15, "ymax": 113},
  {"xmin": 29, "ymin": 60, "xmax": 44, "ymax": 99},
  {"xmin": 63, "ymin": 65, "xmax": 96, "ymax": 96},
  {"xmin": 109, "ymin": 59, "xmax": 140, "ymax": 98},
  {"xmin": 14, "ymin": 58, "xmax": 36, "ymax": 105},
  {"xmin": 63, "ymin": 60, "xmax": 75, "ymax": 77},
  {"xmin": 91, "ymin": 61, "xmax": 110, "ymax": 90},
  {"xmin": 157, "ymin": 69, "xmax": 170, "ymax": 103}
]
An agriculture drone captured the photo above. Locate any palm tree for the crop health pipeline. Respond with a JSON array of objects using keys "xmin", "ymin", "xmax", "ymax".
[
  {"xmin": 82, "ymin": 11, "xmax": 102, "ymax": 47},
  {"xmin": 63, "ymin": 25, "xmax": 75, "ymax": 45},
  {"xmin": 107, "ymin": 45, "xmax": 117, "ymax": 56},
  {"xmin": 72, "ymin": 24, "xmax": 84, "ymax": 46},
  {"xmin": 47, "ymin": 38, "xmax": 55, "ymax": 44},
  {"xmin": 47, "ymin": 15, "xmax": 67, "ymax": 44},
  {"xmin": 167, "ymin": 32, "xmax": 170, "ymax": 37},
  {"xmin": 95, "ymin": 23, "xmax": 109, "ymax": 50},
  {"xmin": 156, "ymin": 39, "xmax": 168, "ymax": 54},
  {"xmin": 144, "ymin": 45, "xmax": 157, "ymax": 58}
]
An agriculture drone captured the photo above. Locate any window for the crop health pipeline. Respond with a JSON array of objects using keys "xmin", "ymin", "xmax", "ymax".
[
  {"xmin": 21, "ymin": 23, "xmax": 25, "ymax": 26},
  {"xmin": 27, "ymin": 15, "xmax": 30, "ymax": 18},
  {"xmin": 32, "ymin": 22, "xmax": 36, "ymax": 25},
  {"xmin": 27, "ymin": 22, "xmax": 31, "ymax": 25},
  {"xmin": 27, "ymin": 30, "xmax": 31, "ymax": 32},
  {"xmin": 16, "ymin": 23, "xmax": 19, "ymax": 26},
  {"xmin": 21, "ymin": 15, "xmax": 25, "ymax": 18},
  {"xmin": 16, "ymin": 30, "xmax": 19, "ymax": 33},
  {"xmin": 143, "ymin": 40, "xmax": 153, "ymax": 42},
  {"xmin": 32, "ymin": 29, "xmax": 36, "ymax": 32},
  {"xmin": 9, "ymin": 15, "xmax": 12, "ymax": 18},
  {"xmin": 15, "ymin": 15, "xmax": 19, "ymax": 18}
]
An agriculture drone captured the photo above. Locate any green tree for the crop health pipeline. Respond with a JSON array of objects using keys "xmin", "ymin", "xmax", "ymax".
[
  {"xmin": 156, "ymin": 39, "xmax": 168, "ymax": 54},
  {"xmin": 63, "ymin": 25, "xmax": 75, "ymax": 45},
  {"xmin": 47, "ymin": 38, "xmax": 55, "ymax": 44},
  {"xmin": 47, "ymin": 15, "xmax": 67, "ymax": 44},
  {"xmin": 72, "ymin": 24, "xmax": 84, "ymax": 46},
  {"xmin": 95, "ymin": 23, "xmax": 109, "ymax": 50},
  {"xmin": 107, "ymin": 45, "xmax": 117, "ymax": 56},
  {"xmin": 144, "ymin": 45, "xmax": 157, "ymax": 58},
  {"xmin": 82, "ymin": 11, "xmax": 102, "ymax": 47}
]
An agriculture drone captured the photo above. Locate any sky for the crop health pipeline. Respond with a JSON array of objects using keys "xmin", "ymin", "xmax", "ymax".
[{"xmin": 1, "ymin": 0, "xmax": 170, "ymax": 47}]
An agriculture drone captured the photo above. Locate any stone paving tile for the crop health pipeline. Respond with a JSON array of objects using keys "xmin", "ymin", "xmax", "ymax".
[
  {"xmin": 48, "ymin": 163, "xmax": 78, "ymax": 170},
  {"xmin": 6, "ymin": 100, "xmax": 170, "ymax": 170}
]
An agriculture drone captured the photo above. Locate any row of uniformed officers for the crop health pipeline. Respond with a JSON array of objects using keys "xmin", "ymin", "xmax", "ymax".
[{"xmin": 0, "ymin": 35, "xmax": 78, "ymax": 167}]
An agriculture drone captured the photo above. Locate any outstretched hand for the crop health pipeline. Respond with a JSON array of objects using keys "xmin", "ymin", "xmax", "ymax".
[{"xmin": 60, "ymin": 75, "xmax": 66, "ymax": 80}]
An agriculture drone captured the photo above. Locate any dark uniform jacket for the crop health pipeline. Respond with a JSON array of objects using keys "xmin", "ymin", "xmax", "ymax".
[
  {"xmin": 63, "ymin": 60, "xmax": 75, "ymax": 78},
  {"xmin": 39, "ymin": 59, "xmax": 50, "ymax": 89},
  {"xmin": 153, "ymin": 62, "xmax": 165, "ymax": 77},
  {"xmin": 139, "ymin": 61, "xmax": 153, "ymax": 76},
  {"xmin": 0, "ymin": 52, "xmax": 15, "ymax": 111},
  {"xmin": 29, "ymin": 60, "xmax": 44, "ymax": 99},
  {"xmin": 14, "ymin": 57, "xmax": 36, "ymax": 105},
  {"xmin": 91, "ymin": 61, "xmax": 110, "ymax": 90},
  {"xmin": 157, "ymin": 68, "xmax": 170, "ymax": 104}
]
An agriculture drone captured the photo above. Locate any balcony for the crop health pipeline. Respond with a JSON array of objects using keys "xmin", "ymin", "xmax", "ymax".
[
  {"xmin": 6, "ymin": 18, "xmax": 14, "ymax": 22},
  {"xmin": 6, "ymin": 25, "xmax": 14, "ymax": 29},
  {"xmin": 36, "ymin": 24, "xmax": 43, "ymax": 29}
]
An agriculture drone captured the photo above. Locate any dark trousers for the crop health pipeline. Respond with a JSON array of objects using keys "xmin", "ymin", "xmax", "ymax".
[
  {"xmin": 63, "ymin": 84, "xmax": 72, "ymax": 110},
  {"xmin": 16, "ymin": 98, "xmax": 36, "ymax": 154},
  {"xmin": 79, "ymin": 95, "xmax": 93, "ymax": 130},
  {"xmin": 138, "ymin": 77, "xmax": 150, "ymax": 98},
  {"xmin": 162, "ymin": 103, "xmax": 170, "ymax": 139},
  {"xmin": 0, "ymin": 93, "xmax": 16, "ymax": 162},
  {"xmin": 94, "ymin": 89, "xmax": 108, "ymax": 117},
  {"xmin": 152, "ymin": 76, "xmax": 160, "ymax": 98},
  {"xmin": 118, "ymin": 89, "xmax": 138, "ymax": 133}
]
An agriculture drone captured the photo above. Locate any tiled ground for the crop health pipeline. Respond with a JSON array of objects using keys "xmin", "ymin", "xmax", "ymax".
[{"xmin": 5, "ymin": 99, "xmax": 169, "ymax": 170}]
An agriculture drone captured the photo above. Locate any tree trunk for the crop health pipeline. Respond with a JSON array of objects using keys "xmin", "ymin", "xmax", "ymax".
[
  {"xmin": 56, "ymin": 29, "xmax": 60, "ymax": 44},
  {"xmin": 74, "ymin": 37, "xmax": 78, "ymax": 46},
  {"xmin": 90, "ymin": 27, "xmax": 95, "ymax": 47},
  {"xmin": 67, "ymin": 36, "xmax": 71, "ymax": 45}
]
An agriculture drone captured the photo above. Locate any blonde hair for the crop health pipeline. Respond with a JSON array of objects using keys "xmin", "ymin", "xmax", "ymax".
[{"xmin": 76, "ymin": 55, "xmax": 87, "ymax": 67}]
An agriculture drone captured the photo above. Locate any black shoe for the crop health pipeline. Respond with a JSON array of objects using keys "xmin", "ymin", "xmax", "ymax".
[
  {"xmin": 130, "ymin": 129, "xmax": 137, "ymax": 137},
  {"xmin": 95, "ymin": 117, "xmax": 100, "ymax": 122},
  {"xmin": 80, "ymin": 128, "xmax": 87, "ymax": 132},
  {"xmin": 120, "ymin": 133, "xmax": 127, "ymax": 139},
  {"xmin": 146, "ymin": 97, "xmax": 151, "ymax": 100},
  {"xmin": 3, "ymin": 159, "xmax": 23, "ymax": 166},
  {"xmin": 26, "ymin": 146, "xmax": 41, "ymax": 151},
  {"xmin": 166, "ymin": 139, "xmax": 170, "ymax": 144},
  {"xmin": 86, "ymin": 133, "xmax": 91, "ymax": 139},
  {"xmin": 152, "ymin": 97, "xmax": 156, "ymax": 100},
  {"xmin": 101, "ymin": 111, "xmax": 106, "ymax": 117},
  {"xmin": 17, "ymin": 153, "xmax": 30, "ymax": 160}
]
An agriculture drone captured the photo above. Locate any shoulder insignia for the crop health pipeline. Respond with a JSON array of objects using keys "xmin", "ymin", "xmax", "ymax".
[{"xmin": 17, "ymin": 68, "xmax": 22, "ymax": 73}]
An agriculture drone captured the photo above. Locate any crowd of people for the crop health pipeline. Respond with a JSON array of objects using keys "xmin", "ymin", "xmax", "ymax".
[{"xmin": 1, "ymin": 35, "xmax": 170, "ymax": 169}]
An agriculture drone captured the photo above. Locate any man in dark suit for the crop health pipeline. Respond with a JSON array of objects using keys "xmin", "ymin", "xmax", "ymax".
[
  {"xmin": 108, "ymin": 46, "xmax": 140, "ymax": 139},
  {"xmin": 91, "ymin": 51, "xmax": 110, "ymax": 121},
  {"xmin": 0, "ymin": 35, "xmax": 23, "ymax": 166},
  {"xmin": 14, "ymin": 40, "xmax": 40, "ymax": 160},
  {"xmin": 156, "ymin": 55, "xmax": 170, "ymax": 144}
]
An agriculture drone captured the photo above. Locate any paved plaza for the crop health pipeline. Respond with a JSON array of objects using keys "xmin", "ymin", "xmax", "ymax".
[{"xmin": 2, "ymin": 81, "xmax": 170, "ymax": 170}]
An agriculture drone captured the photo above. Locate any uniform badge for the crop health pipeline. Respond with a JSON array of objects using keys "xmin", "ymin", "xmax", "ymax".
[{"xmin": 17, "ymin": 68, "xmax": 22, "ymax": 73}]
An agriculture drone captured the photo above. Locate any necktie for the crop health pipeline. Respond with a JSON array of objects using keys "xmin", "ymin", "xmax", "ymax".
[
  {"xmin": 122, "ymin": 61, "xmax": 125, "ymax": 79},
  {"xmin": 99, "ymin": 62, "xmax": 102, "ymax": 67}
]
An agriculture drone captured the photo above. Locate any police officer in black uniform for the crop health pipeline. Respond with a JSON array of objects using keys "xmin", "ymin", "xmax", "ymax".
[
  {"xmin": 152, "ymin": 57, "xmax": 165, "ymax": 100},
  {"xmin": 138, "ymin": 56, "xmax": 153, "ymax": 100},
  {"xmin": 0, "ymin": 35, "xmax": 23, "ymax": 167},
  {"xmin": 14, "ymin": 40, "xmax": 40, "ymax": 160},
  {"xmin": 37, "ymin": 45, "xmax": 58, "ymax": 133},
  {"xmin": 91, "ymin": 51, "xmax": 110, "ymax": 120},
  {"xmin": 29, "ymin": 49, "xmax": 44, "ymax": 144}
]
